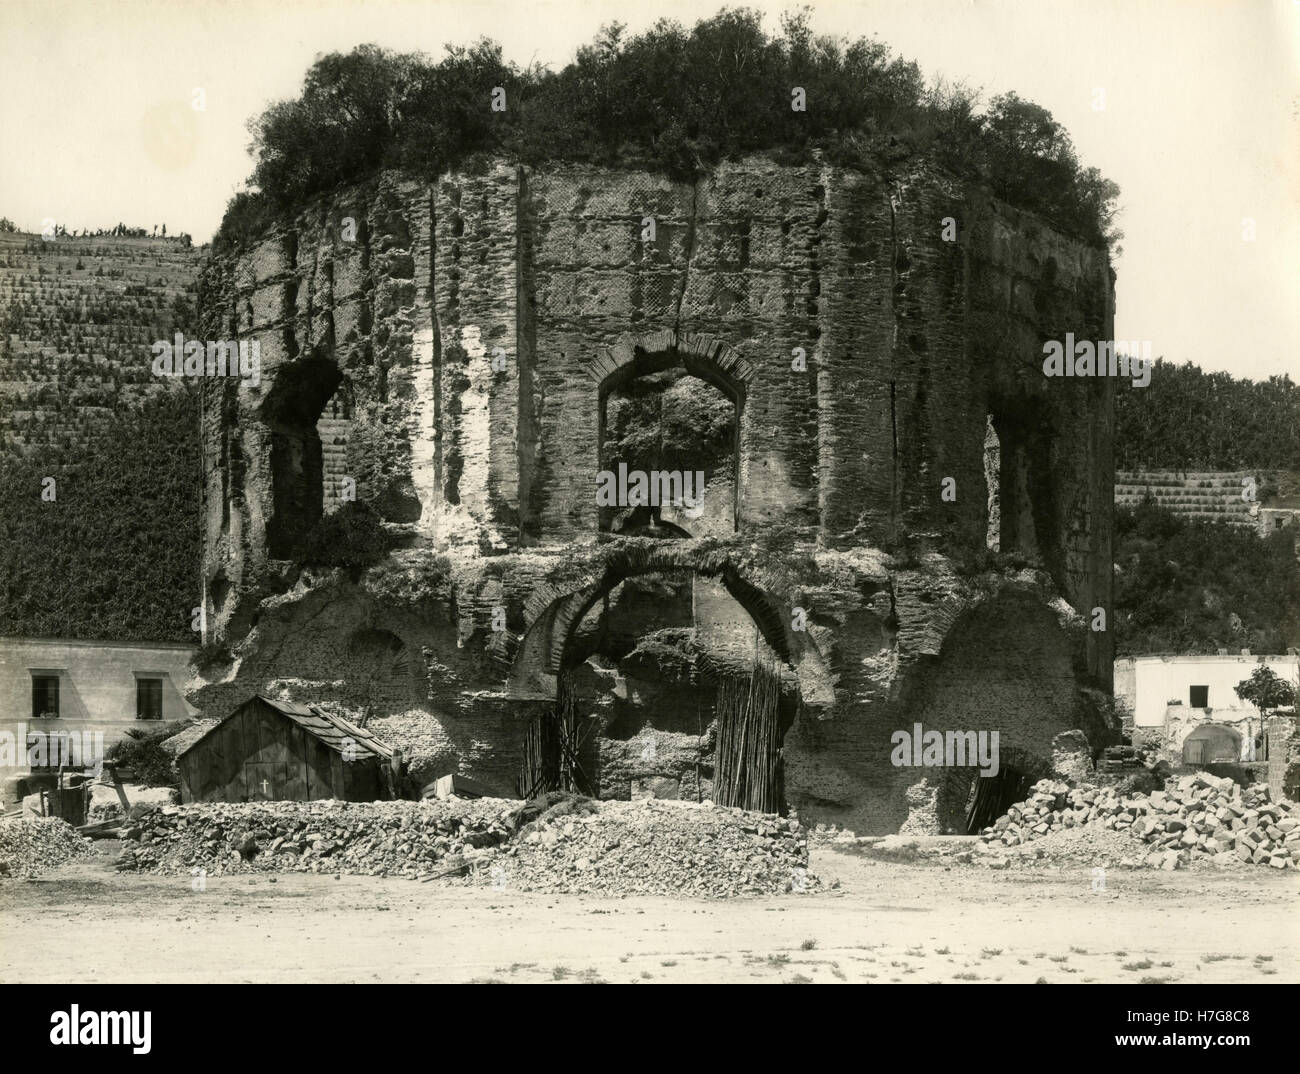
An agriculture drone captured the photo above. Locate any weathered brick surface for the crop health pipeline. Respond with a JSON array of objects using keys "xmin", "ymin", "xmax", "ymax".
[{"xmin": 193, "ymin": 155, "xmax": 1117, "ymax": 831}]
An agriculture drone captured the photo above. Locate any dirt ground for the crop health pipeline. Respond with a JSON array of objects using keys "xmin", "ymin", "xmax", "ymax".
[{"xmin": 1, "ymin": 840, "xmax": 1296, "ymax": 984}]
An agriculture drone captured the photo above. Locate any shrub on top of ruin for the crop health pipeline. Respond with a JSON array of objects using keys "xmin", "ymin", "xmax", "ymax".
[
  {"xmin": 211, "ymin": 191, "xmax": 277, "ymax": 255},
  {"xmin": 296, "ymin": 500, "xmax": 392, "ymax": 571},
  {"xmin": 193, "ymin": 640, "xmax": 234, "ymax": 672},
  {"xmin": 216, "ymin": 7, "xmax": 1120, "ymax": 252}
]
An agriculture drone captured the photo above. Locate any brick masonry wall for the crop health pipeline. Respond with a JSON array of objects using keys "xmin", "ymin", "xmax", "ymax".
[{"xmin": 193, "ymin": 154, "xmax": 1117, "ymax": 830}]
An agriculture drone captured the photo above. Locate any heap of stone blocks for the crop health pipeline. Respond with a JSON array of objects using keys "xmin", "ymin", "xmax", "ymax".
[{"xmin": 983, "ymin": 773, "xmax": 1300, "ymax": 870}]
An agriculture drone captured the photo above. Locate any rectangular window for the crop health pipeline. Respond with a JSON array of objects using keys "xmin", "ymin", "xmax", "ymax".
[
  {"xmin": 1189, "ymin": 685, "xmax": 1209, "ymax": 708},
  {"xmin": 31, "ymin": 675, "xmax": 60, "ymax": 718},
  {"xmin": 137, "ymin": 678, "xmax": 163, "ymax": 720}
]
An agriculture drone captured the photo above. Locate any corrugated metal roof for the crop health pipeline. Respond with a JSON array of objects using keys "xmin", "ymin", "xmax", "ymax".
[{"xmin": 176, "ymin": 695, "xmax": 394, "ymax": 761}]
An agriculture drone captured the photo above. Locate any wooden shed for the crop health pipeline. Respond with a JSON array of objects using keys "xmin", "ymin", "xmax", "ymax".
[{"xmin": 176, "ymin": 696, "xmax": 394, "ymax": 804}]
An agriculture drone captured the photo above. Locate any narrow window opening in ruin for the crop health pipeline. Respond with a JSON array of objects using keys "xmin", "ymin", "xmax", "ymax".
[
  {"xmin": 318, "ymin": 381, "xmax": 354, "ymax": 514},
  {"xmin": 209, "ymin": 574, "xmax": 231, "ymax": 623},
  {"xmin": 260, "ymin": 355, "xmax": 343, "ymax": 558},
  {"xmin": 983, "ymin": 414, "xmax": 1000, "ymax": 552},
  {"xmin": 598, "ymin": 369, "xmax": 737, "ymax": 539},
  {"xmin": 987, "ymin": 412, "xmax": 1041, "ymax": 560}
]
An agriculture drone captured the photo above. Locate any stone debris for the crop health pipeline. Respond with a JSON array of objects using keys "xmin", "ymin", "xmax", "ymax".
[
  {"xmin": 113, "ymin": 796, "xmax": 814, "ymax": 897},
  {"xmin": 0, "ymin": 818, "xmax": 93, "ymax": 878},
  {"xmin": 979, "ymin": 774, "xmax": 1300, "ymax": 871},
  {"xmin": 115, "ymin": 798, "xmax": 515, "ymax": 879},
  {"xmin": 500, "ymin": 798, "xmax": 814, "ymax": 898}
]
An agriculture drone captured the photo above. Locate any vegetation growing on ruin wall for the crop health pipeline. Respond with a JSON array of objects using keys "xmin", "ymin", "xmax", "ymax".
[
  {"xmin": 1115, "ymin": 360, "xmax": 1300, "ymax": 472},
  {"xmin": 217, "ymin": 7, "xmax": 1119, "ymax": 252},
  {"xmin": 1114, "ymin": 499, "xmax": 1300, "ymax": 656},
  {"xmin": 0, "ymin": 392, "xmax": 199, "ymax": 642}
]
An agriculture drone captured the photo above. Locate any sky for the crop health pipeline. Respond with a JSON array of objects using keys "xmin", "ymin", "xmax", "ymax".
[{"xmin": 1, "ymin": 0, "xmax": 1297, "ymax": 380}]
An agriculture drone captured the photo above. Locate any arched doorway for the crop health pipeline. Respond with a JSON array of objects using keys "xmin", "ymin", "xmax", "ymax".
[
  {"xmin": 1182, "ymin": 724, "xmax": 1242, "ymax": 765},
  {"xmin": 584, "ymin": 331, "xmax": 755, "ymax": 536},
  {"xmin": 511, "ymin": 555, "xmax": 802, "ymax": 814},
  {"xmin": 599, "ymin": 367, "xmax": 737, "ymax": 537},
  {"xmin": 937, "ymin": 747, "xmax": 1050, "ymax": 834},
  {"xmin": 598, "ymin": 348, "xmax": 741, "ymax": 538}
]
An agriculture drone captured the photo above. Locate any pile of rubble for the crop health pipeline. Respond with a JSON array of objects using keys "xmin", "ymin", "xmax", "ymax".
[
  {"xmin": 0, "ymin": 818, "xmax": 93, "ymax": 878},
  {"xmin": 115, "ymin": 798, "xmax": 516, "ymax": 878},
  {"xmin": 113, "ymin": 796, "xmax": 814, "ymax": 896},
  {"xmin": 981, "ymin": 774, "xmax": 1300, "ymax": 870},
  {"xmin": 499, "ymin": 798, "xmax": 814, "ymax": 897}
]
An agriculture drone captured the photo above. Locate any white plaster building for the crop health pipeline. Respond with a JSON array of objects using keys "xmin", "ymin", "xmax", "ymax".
[
  {"xmin": 1114, "ymin": 652, "xmax": 1298, "ymax": 761},
  {"xmin": 0, "ymin": 636, "xmax": 198, "ymax": 774}
]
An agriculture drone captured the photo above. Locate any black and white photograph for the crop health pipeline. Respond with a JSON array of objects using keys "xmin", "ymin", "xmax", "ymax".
[{"xmin": 0, "ymin": 0, "xmax": 1297, "ymax": 1029}]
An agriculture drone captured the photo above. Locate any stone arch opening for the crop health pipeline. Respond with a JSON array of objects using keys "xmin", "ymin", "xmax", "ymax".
[
  {"xmin": 1182, "ymin": 723, "xmax": 1242, "ymax": 766},
  {"xmin": 936, "ymin": 746, "xmax": 1050, "ymax": 834},
  {"xmin": 598, "ymin": 354, "xmax": 740, "ymax": 538},
  {"xmin": 346, "ymin": 627, "xmax": 417, "ymax": 715},
  {"xmin": 260, "ymin": 354, "xmax": 343, "ymax": 558},
  {"xmin": 513, "ymin": 555, "xmax": 802, "ymax": 812}
]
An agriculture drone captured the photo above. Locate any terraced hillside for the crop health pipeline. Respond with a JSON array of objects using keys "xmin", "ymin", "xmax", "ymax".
[
  {"xmin": 0, "ymin": 231, "xmax": 204, "ymax": 458},
  {"xmin": 1115, "ymin": 470, "xmax": 1264, "ymax": 526},
  {"xmin": 0, "ymin": 231, "xmax": 206, "ymax": 642}
]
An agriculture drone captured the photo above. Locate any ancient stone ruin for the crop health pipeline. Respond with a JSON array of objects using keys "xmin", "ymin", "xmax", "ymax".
[{"xmin": 194, "ymin": 155, "xmax": 1118, "ymax": 834}]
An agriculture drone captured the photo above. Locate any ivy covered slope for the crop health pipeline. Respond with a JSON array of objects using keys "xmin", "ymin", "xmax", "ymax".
[
  {"xmin": 0, "ymin": 391, "xmax": 199, "ymax": 642},
  {"xmin": 1115, "ymin": 359, "xmax": 1300, "ymax": 472},
  {"xmin": 216, "ymin": 8, "xmax": 1120, "ymax": 252},
  {"xmin": 1113, "ymin": 498, "xmax": 1300, "ymax": 657}
]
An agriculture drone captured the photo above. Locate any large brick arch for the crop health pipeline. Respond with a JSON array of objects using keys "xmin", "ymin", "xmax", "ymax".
[
  {"xmin": 586, "ymin": 330, "xmax": 754, "ymax": 533},
  {"xmin": 504, "ymin": 541, "xmax": 831, "ymax": 703},
  {"xmin": 582, "ymin": 329, "xmax": 755, "ymax": 398}
]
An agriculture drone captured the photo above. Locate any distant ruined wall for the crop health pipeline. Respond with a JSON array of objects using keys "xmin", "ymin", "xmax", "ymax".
[{"xmin": 194, "ymin": 154, "xmax": 1116, "ymax": 832}]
